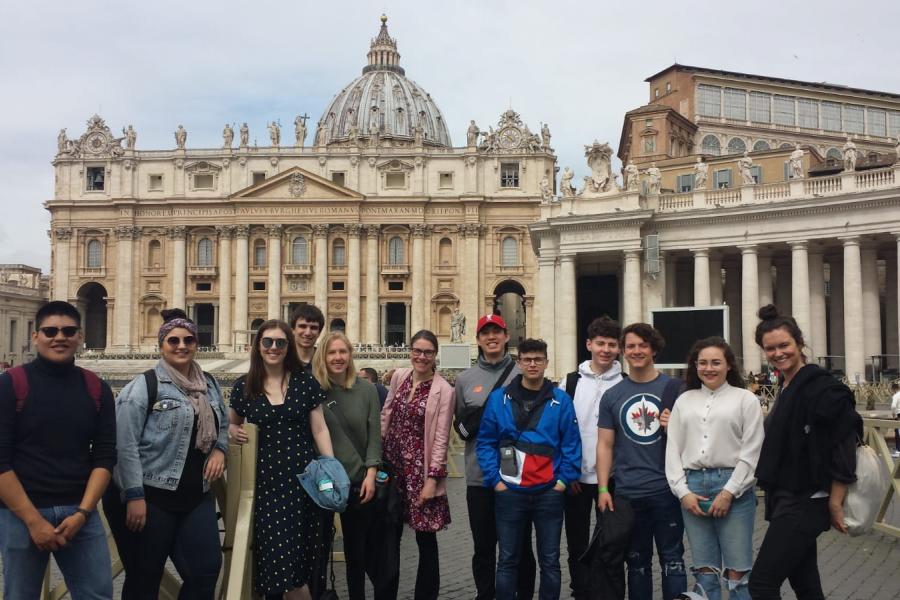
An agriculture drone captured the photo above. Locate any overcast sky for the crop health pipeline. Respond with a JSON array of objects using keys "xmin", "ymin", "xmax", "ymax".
[{"xmin": 2, "ymin": 0, "xmax": 898, "ymax": 271}]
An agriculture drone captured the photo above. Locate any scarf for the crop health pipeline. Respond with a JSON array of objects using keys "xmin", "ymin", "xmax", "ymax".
[{"xmin": 159, "ymin": 358, "xmax": 217, "ymax": 453}]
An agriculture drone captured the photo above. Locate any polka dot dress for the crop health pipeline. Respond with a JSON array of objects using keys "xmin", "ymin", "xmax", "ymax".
[{"xmin": 230, "ymin": 370, "xmax": 327, "ymax": 595}]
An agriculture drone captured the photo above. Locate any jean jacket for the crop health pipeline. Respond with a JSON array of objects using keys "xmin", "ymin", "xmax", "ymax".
[{"xmin": 112, "ymin": 360, "xmax": 229, "ymax": 501}]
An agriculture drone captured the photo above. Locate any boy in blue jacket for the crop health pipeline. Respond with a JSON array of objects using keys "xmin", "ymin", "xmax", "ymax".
[{"xmin": 477, "ymin": 338, "xmax": 581, "ymax": 600}]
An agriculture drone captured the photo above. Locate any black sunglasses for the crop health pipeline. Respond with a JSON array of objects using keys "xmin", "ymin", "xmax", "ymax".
[
  {"xmin": 165, "ymin": 335, "xmax": 197, "ymax": 347},
  {"xmin": 261, "ymin": 337, "xmax": 289, "ymax": 350},
  {"xmin": 38, "ymin": 326, "xmax": 80, "ymax": 338}
]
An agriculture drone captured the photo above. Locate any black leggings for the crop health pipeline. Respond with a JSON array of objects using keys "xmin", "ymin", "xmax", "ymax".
[{"xmin": 104, "ymin": 491, "xmax": 222, "ymax": 600}]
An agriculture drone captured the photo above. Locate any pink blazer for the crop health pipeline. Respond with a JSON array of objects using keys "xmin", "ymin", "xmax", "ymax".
[{"xmin": 381, "ymin": 367, "xmax": 455, "ymax": 498}]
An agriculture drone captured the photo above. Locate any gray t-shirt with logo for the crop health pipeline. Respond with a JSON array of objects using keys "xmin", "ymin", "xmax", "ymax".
[{"xmin": 597, "ymin": 374, "xmax": 676, "ymax": 499}]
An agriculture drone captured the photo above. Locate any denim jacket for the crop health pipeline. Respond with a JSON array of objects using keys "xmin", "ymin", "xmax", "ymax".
[{"xmin": 112, "ymin": 360, "xmax": 229, "ymax": 501}]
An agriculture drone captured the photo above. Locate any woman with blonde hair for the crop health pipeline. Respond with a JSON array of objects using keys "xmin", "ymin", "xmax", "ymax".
[{"xmin": 311, "ymin": 332, "xmax": 384, "ymax": 600}]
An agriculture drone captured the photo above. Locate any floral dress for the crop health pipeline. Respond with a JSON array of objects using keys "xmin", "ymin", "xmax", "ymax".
[
  {"xmin": 383, "ymin": 373, "xmax": 451, "ymax": 532},
  {"xmin": 230, "ymin": 370, "xmax": 326, "ymax": 594}
]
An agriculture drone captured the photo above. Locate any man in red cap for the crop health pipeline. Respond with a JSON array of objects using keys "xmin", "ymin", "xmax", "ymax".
[{"xmin": 455, "ymin": 313, "xmax": 535, "ymax": 599}]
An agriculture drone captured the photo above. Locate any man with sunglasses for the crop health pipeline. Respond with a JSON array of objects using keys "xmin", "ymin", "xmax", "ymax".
[
  {"xmin": 291, "ymin": 304, "xmax": 325, "ymax": 373},
  {"xmin": 0, "ymin": 301, "xmax": 117, "ymax": 598}
]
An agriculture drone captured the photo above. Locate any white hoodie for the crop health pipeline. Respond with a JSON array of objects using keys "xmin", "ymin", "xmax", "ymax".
[{"xmin": 560, "ymin": 359, "xmax": 623, "ymax": 483}]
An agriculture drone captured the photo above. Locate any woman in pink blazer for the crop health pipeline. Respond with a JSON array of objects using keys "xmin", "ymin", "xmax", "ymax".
[{"xmin": 381, "ymin": 329, "xmax": 454, "ymax": 600}]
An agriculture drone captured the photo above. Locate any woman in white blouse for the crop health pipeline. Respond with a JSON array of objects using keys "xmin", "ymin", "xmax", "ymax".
[{"xmin": 665, "ymin": 337, "xmax": 764, "ymax": 600}]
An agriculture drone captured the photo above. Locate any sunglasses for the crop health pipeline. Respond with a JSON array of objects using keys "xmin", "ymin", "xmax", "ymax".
[
  {"xmin": 38, "ymin": 326, "xmax": 80, "ymax": 338},
  {"xmin": 261, "ymin": 337, "xmax": 289, "ymax": 350},
  {"xmin": 165, "ymin": 335, "xmax": 197, "ymax": 347}
]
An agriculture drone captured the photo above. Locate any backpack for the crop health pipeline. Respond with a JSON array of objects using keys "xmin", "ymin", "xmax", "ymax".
[
  {"xmin": 564, "ymin": 371, "xmax": 581, "ymax": 399},
  {"xmin": 7, "ymin": 364, "xmax": 103, "ymax": 413}
]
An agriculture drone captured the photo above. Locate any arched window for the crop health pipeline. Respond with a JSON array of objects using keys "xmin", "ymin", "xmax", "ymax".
[
  {"xmin": 86, "ymin": 239, "xmax": 102, "ymax": 268},
  {"xmin": 779, "ymin": 143, "xmax": 793, "ymax": 150},
  {"xmin": 826, "ymin": 148, "xmax": 842, "ymax": 160},
  {"xmin": 501, "ymin": 237, "xmax": 518, "ymax": 267},
  {"xmin": 438, "ymin": 237, "xmax": 453, "ymax": 265},
  {"xmin": 752, "ymin": 140, "xmax": 771, "ymax": 152},
  {"xmin": 332, "ymin": 239, "xmax": 346, "ymax": 267},
  {"xmin": 388, "ymin": 236, "xmax": 404, "ymax": 265},
  {"xmin": 253, "ymin": 239, "xmax": 266, "ymax": 267},
  {"xmin": 147, "ymin": 240, "xmax": 162, "ymax": 268},
  {"xmin": 726, "ymin": 137, "xmax": 746, "ymax": 154},
  {"xmin": 292, "ymin": 236, "xmax": 309, "ymax": 265},
  {"xmin": 701, "ymin": 135, "xmax": 721, "ymax": 156},
  {"xmin": 197, "ymin": 238, "xmax": 213, "ymax": 266}
]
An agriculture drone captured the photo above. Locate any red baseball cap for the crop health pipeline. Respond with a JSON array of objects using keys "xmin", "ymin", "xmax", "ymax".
[{"xmin": 476, "ymin": 314, "xmax": 507, "ymax": 333}]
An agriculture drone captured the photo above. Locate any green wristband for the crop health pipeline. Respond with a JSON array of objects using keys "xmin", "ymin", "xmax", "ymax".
[
  {"xmin": 556, "ymin": 480, "xmax": 566, "ymax": 488},
  {"xmin": 598, "ymin": 486, "xmax": 609, "ymax": 494}
]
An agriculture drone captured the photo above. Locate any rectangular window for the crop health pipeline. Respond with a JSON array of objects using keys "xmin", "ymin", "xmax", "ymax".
[
  {"xmin": 331, "ymin": 172, "xmax": 346, "ymax": 187},
  {"xmin": 148, "ymin": 174, "xmax": 163, "ymax": 191},
  {"xmin": 723, "ymin": 88, "xmax": 747, "ymax": 120},
  {"xmin": 867, "ymin": 108, "xmax": 887, "ymax": 137},
  {"xmin": 252, "ymin": 172, "xmax": 266, "ymax": 186},
  {"xmin": 193, "ymin": 174, "xmax": 214, "ymax": 189},
  {"xmin": 750, "ymin": 165, "xmax": 762, "ymax": 184},
  {"xmin": 385, "ymin": 172, "xmax": 406, "ymax": 188},
  {"xmin": 439, "ymin": 172, "xmax": 454, "ymax": 188},
  {"xmin": 500, "ymin": 163, "xmax": 520, "ymax": 187},
  {"xmin": 387, "ymin": 281, "xmax": 404, "ymax": 291},
  {"xmin": 821, "ymin": 102, "xmax": 842, "ymax": 131},
  {"xmin": 697, "ymin": 85, "xmax": 721, "ymax": 117},
  {"xmin": 773, "ymin": 95, "xmax": 795, "ymax": 126},
  {"xmin": 331, "ymin": 281, "xmax": 345, "ymax": 291},
  {"xmin": 784, "ymin": 161, "xmax": 791, "ymax": 181},
  {"xmin": 797, "ymin": 98, "xmax": 818, "ymax": 129},
  {"xmin": 666, "ymin": 82, "xmax": 671, "ymax": 93},
  {"xmin": 86, "ymin": 167, "xmax": 105, "ymax": 191},
  {"xmin": 713, "ymin": 169, "xmax": 732, "ymax": 189},
  {"xmin": 9, "ymin": 320, "xmax": 17, "ymax": 353},
  {"xmin": 676, "ymin": 173, "xmax": 694, "ymax": 192},
  {"xmin": 889, "ymin": 112, "xmax": 900, "ymax": 138},
  {"xmin": 196, "ymin": 282, "xmax": 212, "ymax": 292},
  {"xmin": 252, "ymin": 281, "xmax": 266, "ymax": 291},
  {"xmin": 749, "ymin": 92, "xmax": 771, "ymax": 123},
  {"xmin": 844, "ymin": 104, "xmax": 864, "ymax": 134}
]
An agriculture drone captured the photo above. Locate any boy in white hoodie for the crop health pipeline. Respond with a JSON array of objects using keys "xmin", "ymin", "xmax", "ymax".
[{"xmin": 559, "ymin": 316, "xmax": 623, "ymax": 599}]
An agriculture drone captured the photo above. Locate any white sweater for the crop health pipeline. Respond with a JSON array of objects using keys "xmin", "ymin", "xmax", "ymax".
[
  {"xmin": 665, "ymin": 382, "xmax": 764, "ymax": 499},
  {"xmin": 560, "ymin": 360, "xmax": 622, "ymax": 483}
]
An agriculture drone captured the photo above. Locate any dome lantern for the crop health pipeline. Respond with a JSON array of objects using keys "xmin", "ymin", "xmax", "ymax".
[{"xmin": 364, "ymin": 15, "xmax": 404, "ymax": 75}]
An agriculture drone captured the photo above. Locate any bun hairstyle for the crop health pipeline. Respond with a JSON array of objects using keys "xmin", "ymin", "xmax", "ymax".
[
  {"xmin": 157, "ymin": 307, "xmax": 198, "ymax": 347},
  {"xmin": 754, "ymin": 304, "xmax": 805, "ymax": 349},
  {"xmin": 161, "ymin": 308, "xmax": 191, "ymax": 323}
]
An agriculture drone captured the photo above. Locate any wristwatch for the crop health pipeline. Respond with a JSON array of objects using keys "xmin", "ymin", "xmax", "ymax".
[{"xmin": 75, "ymin": 508, "xmax": 92, "ymax": 519}]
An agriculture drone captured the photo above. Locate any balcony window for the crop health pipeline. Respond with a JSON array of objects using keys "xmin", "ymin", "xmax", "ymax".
[
  {"xmin": 844, "ymin": 104, "xmax": 864, "ymax": 134},
  {"xmin": 253, "ymin": 240, "xmax": 266, "ymax": 267},
  {"xmin": 677, "ymin": 174, "xmax": 694, "ymax": 192},
  {"xmin": 197, "ymin": 238, "xmax": 214, "ymax": 266},
  {"xmin": 868, "ymin": 108, "xmax": 887, "ymax": 137},
  {"xmin": 388, "ymin": 236, "xmax": 404, "ymax": 265},
  {"xmin": 193, "ymin": 174, "xmax": 214, "ymax": 190},
  {"xmin": 774, "ymin": 95, "xmax": 795, "ymax": 126},
  {"xmin": 385, "ymin": 172, "xmax": 406, "ymax": 188},
  {"xmin": 332, "ymin": 239, "xmax": 345, "ymax": 267},
  {"xmin": 697, "ymin": 85, "xmax": 721, "ymax": 118},
  {"xmin": 723, "ymin": 88, "xmax": 746, "ymax": 120},
  {"xmin": 822, "ymin": 102, "xmax": 842, "ymax": 132},
  {"xmin": 798, "ymin": 98, "xmax": 818, "ymax": 129},
  {"xmin": 749, "ymin": 92, "xmax": 771, "ymax": 123},
  {"xmin": 291, "ymin": 236, "xmax": 309, "ymax": 265},
  {"xmin": 501, "ymin": 237, "xmax": 518, "ymax": 267},
  {"xmin": 86, "ymin": 239, "xmax": 102, "ymax": 268},
  {"xmin": 713, "ymin": 169, "xmax": 732, "ymax": 189},
  {"xmin": 750, "ymin": 165, "xmax": 762, "ymax": 184},
  {"xmin": 438, "ymin": 238, "xmax": 453, "ymax": 265}
]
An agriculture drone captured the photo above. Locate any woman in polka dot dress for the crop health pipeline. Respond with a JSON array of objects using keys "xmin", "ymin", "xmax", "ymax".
[
  {"xmin": 381, "ymin": 329, "xmax": 454, "ymax": 600},
  {"xmin": 229, "ymin": 319, "xmax": 334, "ymax": 600}
]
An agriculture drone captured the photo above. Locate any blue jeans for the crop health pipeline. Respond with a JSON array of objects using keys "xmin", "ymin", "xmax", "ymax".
[
  {"xmin": 0, "ymin": 506, "xmax": 112, "ymax": 600},
  {"xmin": 623, "ymin": 490, "xmax": 687, "ymax": 600},
  {"xmin": 494, "ymin": 487, "xmax": 565, "ymax": 600},
  {"xmin": 681, "ymin": 469, "xmax": 755, "ymax": 600}
]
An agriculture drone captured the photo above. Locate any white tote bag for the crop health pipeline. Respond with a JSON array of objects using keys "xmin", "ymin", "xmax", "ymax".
[{"xmin": 843, "ymin": 443, "xmax": 890, "ymax": 536}]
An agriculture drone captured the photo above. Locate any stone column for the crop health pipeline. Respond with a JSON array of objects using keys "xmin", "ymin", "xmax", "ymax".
[
  {"xmin": 556, "ymin": 255, "xmax": 578, "ymax": 376},
  {"xmin": 233, "ymin": 226, "xmax": 249, "ymax": 348},
  {"xmin": 216, "ymin": 226, "xmax": 234, "ymax": 350},
  {"xmin": 537, "ymin": 255, "xmax": 557, "ymax": 373},
  {"xmin": 266, "ymin": 225, "xmax": 282, "ymax": 320},
  {"xmin": 692, "ymin": 248, "xmax": 711, "ymax": 306},
  {"xmin": 724, "ymin": 261, "xmax": 742, "ymax": 352},
  {"xmin": 757, "ymin": 252, "xmax": 773, "ymax": 307},
  {"xmin": 664, "ymin": 253, "xmax": 676, "ymax": 306},
  {"xmin": 52, "ymin": 227, "xmax": 72, "ymax": 301},
  {"xmin": 380, "ymin": 303, "xmax": 387, "ymax": 345},
  {"xmin": 405, "ymin": 303, "xmax": 412, "ymax": 341},
  {"xmin": 808, "ymin": 249, "xmax": 827, "ymax": 363},
  {"xmin": 842, "ymin": 237, "xmax": 865, "ymax": 382},
  {"xmin": 740, "ymin": 245, "xmax": 761, "ymax": 373},
  {"xmin": 709, "ymin": 253, "xmax": 723, "ymax": 305},
  {"xmin": 411, "ymin": 224, "xmax": 426, "ymax": 334},
  {"xmin": 860, "ymin": 246, "xmax": 882, "ymax": 366},
  {"xmin": 365, "ymin": 226, "xmax": 380, "ymax": 344},
  {"xmin": 313, "ymin": 224, "xmax": 329, "ymax": 324},
  {"xmin": 114, "ymin": 226, "xmax": 137, "ymax": 348},
  {"xmin": 460, "ymin": 224, "xmax": 482, "ymax": 340},
  {"xmin": 790, "ymin": 241, "xmax": 811, "ymax": 344},
  {"xmin": 346, "ymin": 223, "xmax": 362, "ymax": 343},
  {"xmin": 887, "ymin": 247, "xmax": 899, "ymax": 359},
  {"xmin": 828, "ymin": 257, "xmax": 844, "ymax": 359},
  {"xmin": 623, "ymin": 250, "xmax": 642, "ymax": 326},
  {"xmin": 169, "ymin": 226, "xmax": 187, "ymax": 309}
]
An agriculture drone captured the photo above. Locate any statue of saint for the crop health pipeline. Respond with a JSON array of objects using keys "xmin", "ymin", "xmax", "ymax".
[
  {"xmin": 222, "ymin": 124, "xmax": 234, "ymax": 149},
  {"xmin": 561, "ymin": 167, "xmax": 576, "ymax": 198},
  {"xmin": 624, "ymin": 162, "xmax": 640, "ymax": 191},
  {"xmin": 239, "ymin": 122, "xmax": 249, "ymax": 147},
  {"xmin": 268, "ymin": 121, "xmax": 281, "ymax": 146},
  {"xmin": 645, "ymin": 163, "xmax": 661, "ymax": 195},
  {"xmin": 539, "ymin": 176, "xmax": 553, "ymax": 203},
  {"xmin": 541, "ymin": 123, "xmax": 551, "ymax": 149},
  {"xmin": 294, "ymin": 115, "xmax": 307, "ymax": 147},
  {"xmin": 789, "ymin": 143, "xmax": 805, "ymax": 179},
  {"xmin": 122, "ymin": 125, "xmax": 137, "ymax": 150},
  {"xmin": 843, "ymin": 136, "xmax": 858, "ymax": 172},
  {"xmin": 694, "ymin": 157, "xmax": 709, "ymax": 189},
  {"xmin": 174, "ymin": 125, "xmax": 187, "ymax": 149},
  {"xmin": 450, "ymin": 308, "xmax": 466, "ymax": 343},
  {"xmin": 57, "ymin": 129, "xmax": 68, "ymax": 154},
  {"xmin": 739, "ymin": 151, "xmax": 755, "ymax": 185},
  {"xmin": 895, "ymin": 136, "xmax": 900, "ymax": 160},
  {"xmin": 467, "ymin": 120, "xmax": 479, "ymax": 146},
  {"xmin": 413, "ymin": 124, "xmax": 424, "ymax": 146}
]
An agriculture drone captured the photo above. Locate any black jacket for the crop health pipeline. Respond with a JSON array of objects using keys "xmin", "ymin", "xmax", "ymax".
[{"xmin": 579, "ymin": 496, "xmax": 635, "ymax": 600}]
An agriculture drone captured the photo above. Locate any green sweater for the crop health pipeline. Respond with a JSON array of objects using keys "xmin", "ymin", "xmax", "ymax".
[{"xmin": 322, "ymin": 377, "xmax": 382, "ymax": 483}]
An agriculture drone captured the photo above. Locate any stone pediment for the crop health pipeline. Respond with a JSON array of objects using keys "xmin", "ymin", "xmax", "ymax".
[{"xmin": 231, "ymin": 166, "xmax": 363, "ymax": 200}]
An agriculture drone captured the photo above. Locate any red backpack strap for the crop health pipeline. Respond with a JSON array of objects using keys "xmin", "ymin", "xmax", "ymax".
[
  {"xmin": 8, "ymin": 366, "xmax": 29, "ymax": 413},
  {"xmin": 78, "ymin": 368, "xmax": 104, "ymax": 412}
]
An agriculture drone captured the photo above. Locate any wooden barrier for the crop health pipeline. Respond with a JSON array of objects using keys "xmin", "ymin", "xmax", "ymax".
[{"xmin": 861, "ymin": 417, "xmax": 900, "ymax": 538}]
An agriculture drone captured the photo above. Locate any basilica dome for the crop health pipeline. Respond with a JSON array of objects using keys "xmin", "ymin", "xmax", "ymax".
[{"xmin": 315, "ymin": 16, "xmax": 453, "ymax": 148}]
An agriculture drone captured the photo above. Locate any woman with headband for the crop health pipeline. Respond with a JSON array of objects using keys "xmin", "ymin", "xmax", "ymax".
[{"xmin": 104, "ymin": 308, "xmax": 229, "ymax": 600}]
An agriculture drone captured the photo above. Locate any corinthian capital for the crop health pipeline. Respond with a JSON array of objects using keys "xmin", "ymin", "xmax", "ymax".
[
  {"xmin": 312, "ymin": 224, "xmax": 330, "ymax": 238},
  {"xmin": 167, "ymin": 225, "xmax": 187, "ymax": 240},
  {"xmin": 345, "ymin": 223, "xmax": 364, "ymax": 237},
  {"xmin": 233, "ymin": 225, "xmax": 250, "ymax": 239},
  {"xmin": 115, "ymin": 225, "xmax": 139, "ymax": 240},
  {"xmin": 265, "ymin": 225, "xmax": 283, "ymax": 238},
  {"xmin": 216, "ymin": 225, "xmax": 236, "ymax": 238},
  {"xmin": 364, "ymin": 224, "xmax": 380, "ymax": 239},
  {"xmin": 411, "ymin": 224, "xmax": 427, "ymax": 238},
  {"xmin": 54, "ymin": 227, "xmax": 73, "ymax": 241}
]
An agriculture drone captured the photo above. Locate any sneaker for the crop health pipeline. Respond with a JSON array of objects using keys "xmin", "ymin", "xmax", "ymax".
[{"xmin": 892, "ymin": 451, "xmax": 900, "ymax": 458}]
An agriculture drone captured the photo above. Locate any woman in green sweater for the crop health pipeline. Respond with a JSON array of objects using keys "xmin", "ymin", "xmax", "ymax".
[{"xmin": 312, "ymin": 331, "xmax": 383, "ymax": 600}]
